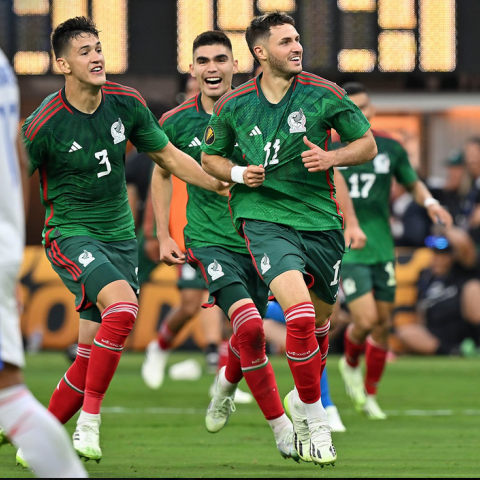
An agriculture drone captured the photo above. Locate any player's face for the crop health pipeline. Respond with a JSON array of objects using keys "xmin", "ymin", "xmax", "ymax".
[
  {"xmin": 264, "ymin": 24, "xmax": 303, "ymax": 77},
  {"xmin": 62, "ymin": 33, "xmax": 106, "ymax": 86},
  {"xmin": 348, "ymin": 92, "xmax": 375, "ymax": 121},
  {"xmin": 191, "ymin": 45, "xmax": 238, "ymax": 99}
]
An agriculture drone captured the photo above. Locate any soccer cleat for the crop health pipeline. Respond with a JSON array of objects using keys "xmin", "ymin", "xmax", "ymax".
[
  {"xmin": 283, "ymin": 390, "xmax": 312, "ymax": 463},
  {"xmin": 141, "ymin": 340, "xmax": 169, "ymax": 390},
  {"xmin": 363, "ymin": 395, "xmax": 388, "ymax": 420},
  {"xmin": 276, "ymin": 424, "xmax": 300, "ymax": 462},
  {"xmin": 338, "ymin": 356, "xmax": 367, "ymax": 411},
  {"xmin": 73, "ymin": 422, "xmax": 102, "ymax": 463},
  {"xmin": 325, "ymin": 406, "xmax": 347, "ymax": 433},
  {"xmin": 309, "ymin": 423, "xmax": 337, "ymax": 467},
  {"xmin": 209, "ymin": 381, "xmax": 254, "ymax": 405},
  {"xmin": 205, "ymin": 367, "xmax": 236, "ymax": 433},
  {"xmin": 15, "ymin": 448, "xmax": 30, "ymax": 469}
]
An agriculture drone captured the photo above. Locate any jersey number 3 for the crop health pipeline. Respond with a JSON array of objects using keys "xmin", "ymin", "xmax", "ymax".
[{"xmin": 95, "ymin": 149, "xmax": 112, "ymax": 178}]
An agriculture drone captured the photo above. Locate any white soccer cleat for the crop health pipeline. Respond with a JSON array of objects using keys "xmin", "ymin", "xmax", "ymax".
[
  {"xmin": 363, "ymin": 395, "xmax": 388, "ymax": 420},
  {"xmin": 325, "ymin": 405, "xmax": 347, "ymax": 433},
  {"xmin": 73, "ymin": 422, "xmax": 102, "ymax": 463},
  {"xmin": 15, "ymin": 448, "xmax": 30, "ymax": 469},
  {"xmin": 338, "ymin": 356, "xmax": 367, "ymax": 411},
  {"xmin": 275, "ymin": 424, "xmax": 300, "ymax": 462},
  {"xmin": 205, "ymin": 367, "xmax": 236, "ymax": 433},
  {"xmin": 209, "ymin": 379, "xmax": 253, "ymax": 404},
  {"xmin": 283, "ymin": 390, "xmax": 312, "ymax": 463},
  {"xmin": 309, "ymin": 422, "xmax": 337, "ymax": 467},
  {"xmin": 141, "ymin": 340, "xmax": 169, "ymax": 390}
]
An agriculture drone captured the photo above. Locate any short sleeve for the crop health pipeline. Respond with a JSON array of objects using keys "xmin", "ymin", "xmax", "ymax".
[
  {"xmin": 130, "ymin": 104, "xmax": 169, "ymax": 153},
  {"xmin": 201, "ymin": 107, "xmax": 236, "ymax": 159},
  {"xmin": 322, "ymin": 93, "xmax": 371, "ymax": 143},
  {"xmin": 393, "ymin": 141, "xmax": 418, "ymax": 186}
]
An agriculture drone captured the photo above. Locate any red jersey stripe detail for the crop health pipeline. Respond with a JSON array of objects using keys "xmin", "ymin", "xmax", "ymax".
[
  {"xmin": 195, "ymin": 94, "xmax": 199, "ymax": 113},
  {"xmin": 30, "ymin": 105, "xmax": 64, "ymax": 140},
  {"xmin": 326, "ymin": 169, "xmax": 344, "ymax": 229},
  {"xmin": 298, "ymin": 72, "xmax": 345, "ymax": 97},
  {"xmin": 325, "ymin": 128, "xmax": 331, "ymax": 151},
  {"xmin": 243, "ymin": 221, "xmax": 264, "ymax": 281},
  {"xmin": 104, "ymin": 82, "xmax": 147, "ymax": 101},
  {"xmin": 215, "ymin": 86, "xmax": 256, "ymax": 115},
  {"xmin": 159, "ymin": 101, "xmax": 196, "ymax": 126},
  {"xmin": 58, "ymin": 90, "xmax": 73, "ymax": 114},
  {"xmin": 297, "ymin": 79, "xmax": 343, "ymax": 100},
  {"xmin": 40, "ymin": 166, "xmax": 55, "ymax": 246},
  {"xmin": 292, "ymin": 76, "xmax": 298, "ymax": 92},
  {"xmin": 48, "ymin": 248, "xmax": 79, "ymax": 281},
  {"xmin": 26, "ymin": 99, "xmax": 62, "ymax": 139},
  {"xmin": 253, "ymin": 76, "xmax": 259, "ymax": 96},
  {"xmin": 214, "ymin": 81, "xmax": 255, "ymax": 115},
  {"xmin": 103, "ymin": 90, "xmax": 147, "ymax": 108},
  {"xmin": 52, "ymin": 240, "xmax": 82, "ymax": 276},
  {"xmin": 186, "ymin": 249, "xmax": 209, "ymax": 285},
  {"xmin": 25, "ymin": 94, "xmax": 60, "ymax": 137}
]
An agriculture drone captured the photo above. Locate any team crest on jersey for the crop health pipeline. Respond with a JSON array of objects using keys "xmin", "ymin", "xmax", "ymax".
[
  {"xmin": 111, "ymin": 118, "xmax": 126, "ymax": 144},
  {"xmin": 342, "ymin": 278, "xmax": 357, "ymax": 296},
  {"xmin": 288, "ymin": 109, "xmax": 306, "ymax": 133},
  {"xmin": 208, "ymin": 260, "xmax": 224, "ymax": 281},
  {"xmin": 261, "ymin": 253, "xmax": 271, "ymax": 275},
  {"xmin": 373, "ymin": 153, "xmax": 390, "ymax": 174},
  {"xmin": 204, "ymin": 126, "xmax": 215, "ymax": 145},
  {"xmin": 79, "ymin": 250, "xmax": 95, "ymax": 268}
]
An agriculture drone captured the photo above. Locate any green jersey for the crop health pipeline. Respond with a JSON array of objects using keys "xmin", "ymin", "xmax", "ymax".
[
  {"xmin": 160, "ymin": 93, "xmax": 247, "ymax": 254},
  {"xmin": 22, "ymin": 82, "xmax": 168, "ymax": 246},
  {"xmin": 335, "ymin": 130, "xmax": 418, "ymax": 264},
  {"xmin": 202, "ymin": 72, "xmax": 370, "ymax": 232}
]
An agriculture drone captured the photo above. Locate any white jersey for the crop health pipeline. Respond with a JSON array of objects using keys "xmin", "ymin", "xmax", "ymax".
[{"xmin": 0, "ymin": 48, "xmax": 24, "ymax": 266}]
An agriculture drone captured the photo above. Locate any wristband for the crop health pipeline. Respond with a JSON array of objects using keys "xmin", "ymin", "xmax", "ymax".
[
  {"xmin": 231, "ymin": 166, "xmax": 247, "ymax": 184},
  {"xmin": 424, "ymin": 197, "xmax": 440, "ymax": 208}
]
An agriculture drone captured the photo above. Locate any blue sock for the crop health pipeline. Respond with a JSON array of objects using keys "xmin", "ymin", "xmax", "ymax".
[{"xmin": 321, "ymin": 366, "xmax": 334, "ymax": 408}]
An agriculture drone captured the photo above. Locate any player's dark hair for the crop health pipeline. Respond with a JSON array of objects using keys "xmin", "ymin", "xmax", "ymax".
[
  {"xmin": 193, "ymin": 31, "xmax": 233, "ymax": 56},
  {"xmin": 246, "ymin": 12, "xmax": 296, "ymax": 63},
  {"xmin": 51, "ymin": 16, "xmax": 99, "ymax": 58},
  {"xmin": 341, "ymin": 82, "xmax": 368, "ymax": 96}
]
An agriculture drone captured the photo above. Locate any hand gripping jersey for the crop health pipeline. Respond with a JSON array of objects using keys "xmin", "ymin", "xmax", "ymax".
[
  {"xmin": 335, "ymin": 130, "xmax": 418, "ymax": 264},
  {"xmin": 202, "ymin": 72, "xmax": 370, "ymax": 232},
  {"xmin": 160, "ymin": 92, "xmax": 247, "ymax": 254},
  {"xmin": 22, "ymin": 82, "xmax": 169, "ymax": 246}
]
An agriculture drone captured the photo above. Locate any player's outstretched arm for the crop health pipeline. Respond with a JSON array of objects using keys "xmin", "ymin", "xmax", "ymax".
[
  {"xmin": 150, "ymin": 164, "xmax": 185, "ymax": 266},
  {"xmin": 302, "ymin": 130, "xmax": 377, "ymax": 172},
  {"xmin": 147, "ymin": 142, "xmax": 229, "ymax": 195},
  {"xmin": 202, "ymin": 152, "xmax": 265, "ymax": 188},
  {"xmin": 334, "ymin": 168, "xmax": 366, "ymax": 250},
  {"xmin": 408, "ymin": 180, "xmax": 453, "ymax": 227}
]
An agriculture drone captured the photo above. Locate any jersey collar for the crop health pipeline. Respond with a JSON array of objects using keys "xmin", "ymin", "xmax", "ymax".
[
  {"xmin": 61, "ymin": 86, "xmax": 105, "ymax": 119},
  {"xmin": 195, "ymin": 93, "xmax": 211, "ymax": 119},
  {"xmin": 255, "ymin": 73, "xmax": 297, "ymax": 109}
]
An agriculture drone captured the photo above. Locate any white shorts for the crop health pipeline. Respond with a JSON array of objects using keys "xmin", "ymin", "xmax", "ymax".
[{"xmin": 0, "ymin": 264, "xmax": 25, "ymax": 370}]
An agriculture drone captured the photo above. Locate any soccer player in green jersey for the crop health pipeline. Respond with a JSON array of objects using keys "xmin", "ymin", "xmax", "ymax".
[
  {"xmin": 20, "ymin": 17, "xmax": 227, "ymax": 463},
  {"xmin": 335, "ymin": 82, "xmax": 452, "ymax": 419},
  {"xmin": 201, "ymin": 13, "xmax": 378, "ymax": 466},
  {"xmin": 145, "ymin": 30, "xmax": 299, "ymax": 461}
]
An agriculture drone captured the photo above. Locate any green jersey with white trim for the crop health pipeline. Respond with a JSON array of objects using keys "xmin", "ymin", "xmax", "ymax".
[
  {"xmin": 202, "ymin": 72, "xmax": 371, "ymax": 232},
  {"xmin": 335, "ymin": 130, "xmax": 418, "ymax": 264},
  {"xmin": 160, "ymin": 93, "xmax": 247, "ymax": 254},
  {"xmin": 22, "ymin": 82, "xmax": 169, "ymax": 246}
]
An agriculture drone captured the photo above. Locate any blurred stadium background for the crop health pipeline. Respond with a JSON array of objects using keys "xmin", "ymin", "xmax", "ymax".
[{"xmin": 2, "ymin": 0, "xmax": 480, "ymax": 352}]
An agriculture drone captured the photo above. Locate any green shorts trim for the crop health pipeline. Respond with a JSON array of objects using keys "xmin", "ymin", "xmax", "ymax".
[
  {"xmin": 186, "ymin": 246, "xmax": 269, "ymax": 318},
  {"xmin": 341, "ymin": 261, "xmax": 397, "ymax": 303},
  {"xmin": 242, "ymin": 220, "xmax": 345, "ymax": 305},
  {"xmin": 46, "ymin": 236, "xmax": 139, "ymax": 323}
]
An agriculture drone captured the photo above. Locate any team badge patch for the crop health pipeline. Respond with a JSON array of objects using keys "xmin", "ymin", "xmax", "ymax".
[
  {"xmin": 261, "ymin": 253, "xmax": 271, "ymax": 275},
  {"xmin": 111, "ymin": 118, "xmax": 126, "ymax": 144},
  {"xmin": 79, "ymin": 250, "xmax": 95, "ymax": 268},
  {"xmin": 204, "ymin": 126, "xmax": 215, "ymax": 145},
  {"xmin": 208, "ymin": 260, "xmax": 224, "ymax": 281},
  {"xmin": 288, "ymin": 109, "xmax": 307, "ymax": 133},
  {"xmin": 342, "ymin": 278, "xmax": 357, "ymax": 296}
]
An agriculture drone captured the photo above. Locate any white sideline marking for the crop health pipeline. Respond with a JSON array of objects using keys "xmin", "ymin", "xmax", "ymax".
[{"xmin": 101, "ymin": 407, "xmax": 480, "ymax": 417}]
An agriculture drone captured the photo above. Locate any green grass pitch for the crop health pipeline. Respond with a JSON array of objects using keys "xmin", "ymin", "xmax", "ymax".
[{"xmin": 1, "ymin": 352, "xmax": 479, "ymax": 478}]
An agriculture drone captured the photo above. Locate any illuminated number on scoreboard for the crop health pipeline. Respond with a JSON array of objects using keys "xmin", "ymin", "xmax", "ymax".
[{"xmin": 13, "ymin": 0, "xmax": 128, "ymax": 75}]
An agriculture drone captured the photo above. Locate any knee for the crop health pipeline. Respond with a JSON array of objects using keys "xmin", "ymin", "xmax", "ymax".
[
  {"xmin": 102, "ymin": 302, "xmax": 139, "ymax": 335},
  {"xmin": 179, "ymin": 301, "xmax": 200, "ymax": 319},
  {"xmin": 235, "ymin": 316, "xmax": 265, "ymax": 350},
  {"xmin": 356, "ymin": 311, "xmax": 379, "ymax": 332}
]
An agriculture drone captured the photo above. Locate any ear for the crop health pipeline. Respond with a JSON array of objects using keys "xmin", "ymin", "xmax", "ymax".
[
  {"xmin": 232, "ymin": 59, "xmax": 239, "ymax": 75},
  {"xmin": 189, "ymin": 63, "xmax": 196, "ymax": 78},
  {"xmin": 56, "ymin": 57, "xmax": 71, "ymax": 75},
  {"xmin": 253, "ymin": 45, "xmax": 267, "ymax": 62}
]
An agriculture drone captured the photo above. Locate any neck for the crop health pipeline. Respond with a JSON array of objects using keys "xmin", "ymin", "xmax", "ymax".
[
  {"xmin": 259, "ymin": 68, "xmax": 295, "ymax": 104},
  {"xmin": 201, "ymin": 87, "xmax": 233, "ymax": 115},
  {"xmin": 64, "ymin": 78, "xmax": 103, "ymax": 114}
]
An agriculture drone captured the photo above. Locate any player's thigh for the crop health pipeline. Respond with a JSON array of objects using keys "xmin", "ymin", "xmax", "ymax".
[
  {"xmin": 0, "ymin": 264, "xmax": 25, "ymax": 375},
  {"xmin": 341, "ymin": 263, "xmax": 374, "ymax": 304},
  {"xmin": 301, "ymin": 229, "xmax": 345, "ymax": 305},
  {"xmin": 371, "ymin": 261, "xmax": 397, "ymax": 304},
  {"xmin": 309, "ymin": 291, "xmax": 335, "ymax": 327}
]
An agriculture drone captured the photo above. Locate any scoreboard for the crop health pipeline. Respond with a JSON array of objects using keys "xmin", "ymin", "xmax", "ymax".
[{"xmin": 1, "ymin": 0, "xmax": 479, "ymax": 79}]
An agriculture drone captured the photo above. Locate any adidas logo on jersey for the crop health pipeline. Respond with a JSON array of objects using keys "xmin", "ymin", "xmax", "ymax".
[
  {"xmin": 249, "ymin": 126, "xmax": 262, "ymax": 136},
  {"xmin": 189, "ymin": 137, "xmax": 202, "ymax": 147},
  {"xmin": 69, "ymin": 141, "xmax": 82, "ymax": 153}
]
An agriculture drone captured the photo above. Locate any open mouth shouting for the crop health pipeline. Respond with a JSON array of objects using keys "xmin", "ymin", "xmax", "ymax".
[{"xmin": 204, "ymin": 76, "xmax": 223, "ymax": 87}]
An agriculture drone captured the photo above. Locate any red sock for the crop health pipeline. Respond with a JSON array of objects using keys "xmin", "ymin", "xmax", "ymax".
[
  {"xmin": 315, "ymin": 319, "xmax": 330, "ymax": 377},
  {"xmin": 83, "ymin": 302, "xmax": 138, "ymax": 414},
  {"xmin": 224, "ymin": 334, "xmax": 243, "ymax": 384},
  {"xmin": 365, "ymin": 337, "xmax": 388, "ymax": 395},
  {"xmin": 344, "ymin": 324, "xmax": 366, "ymax": 368},
  {"xmin": 217, "ymin": 340, "xmax": 229, "ymax": 372},
  {"xmin": 48, "ymin": 344, "xmax": 91, "ymax": 424},
  {"xmin": 158, "ymin": 321, "xmax": 175, "ymax": 351},
  {"xmin": 231, "ymin": 303, "xmax": 284, "ymax": 420},
  {"xmin": 285, "ymin": 302, "xmax": 321, "ymax": 404}
]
